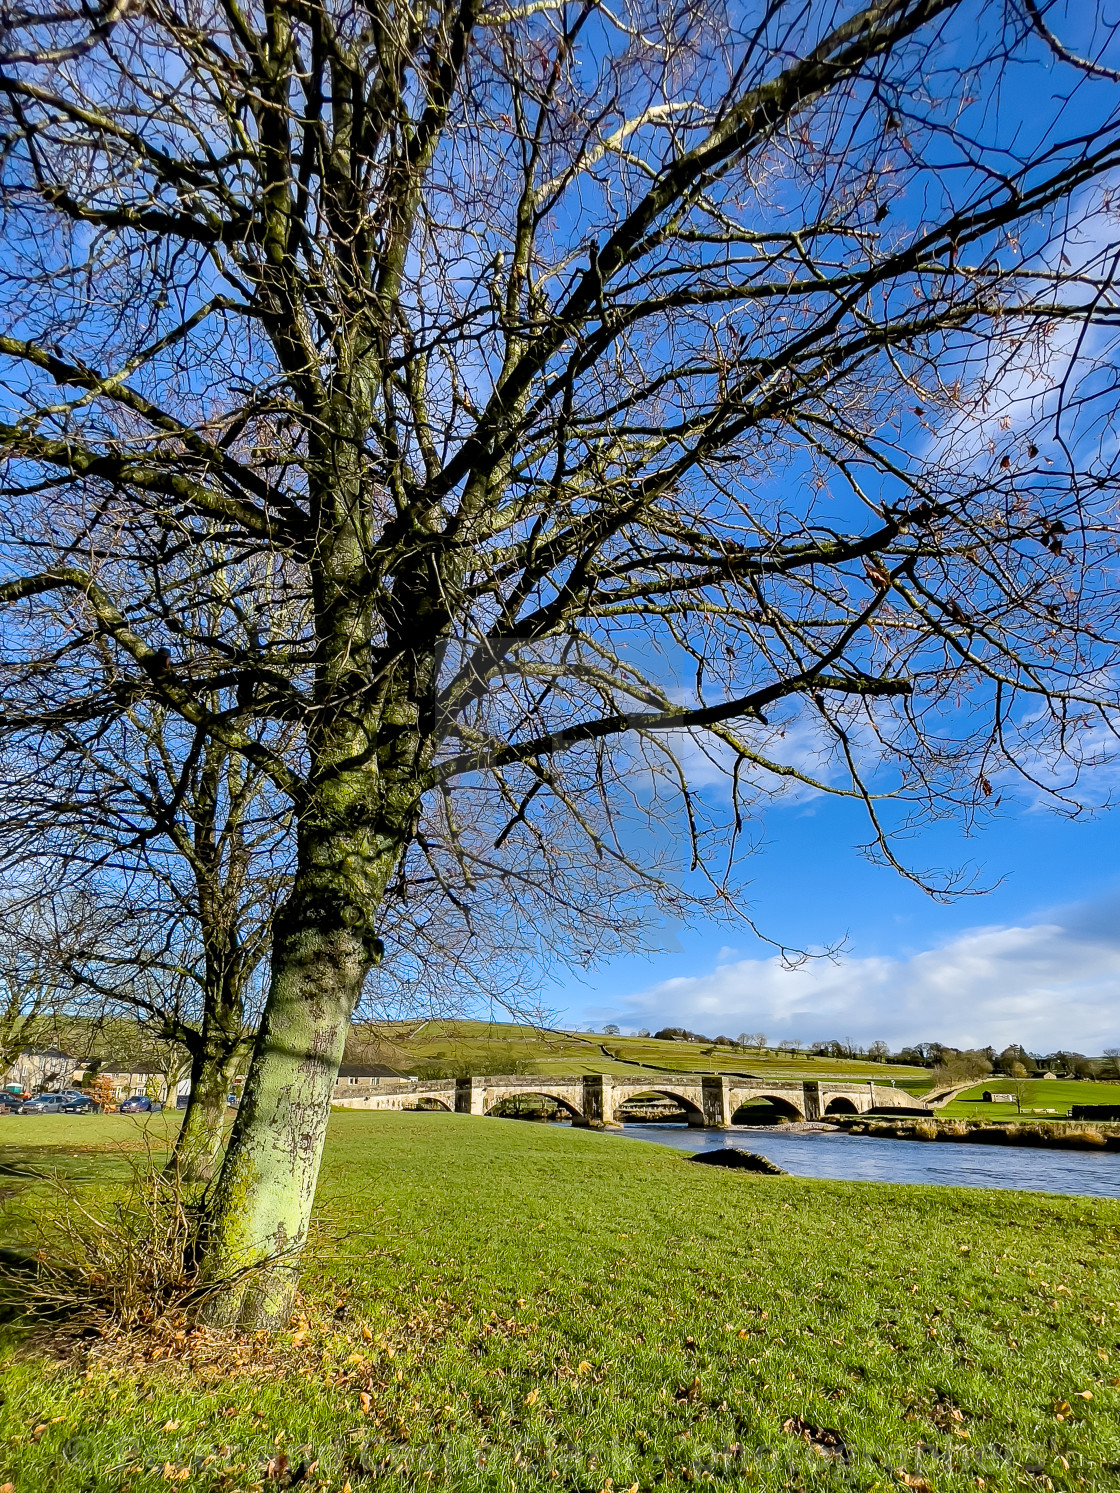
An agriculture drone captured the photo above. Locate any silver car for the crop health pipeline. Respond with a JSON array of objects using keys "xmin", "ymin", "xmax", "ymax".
[{"xmin": 18, "ymin": 1090, "xmax": 97, "ymax": 1114}]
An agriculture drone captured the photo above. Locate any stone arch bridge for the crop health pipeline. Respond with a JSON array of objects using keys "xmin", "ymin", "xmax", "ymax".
[{"xmin": 331, "ymin": 1072, "xmax": 925, "ymax": 1126}]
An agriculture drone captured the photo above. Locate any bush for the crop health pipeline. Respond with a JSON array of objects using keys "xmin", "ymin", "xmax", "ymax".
[{"xmin": 1, "ymin": 1155, "xmax": 209, "ymax": 1333}]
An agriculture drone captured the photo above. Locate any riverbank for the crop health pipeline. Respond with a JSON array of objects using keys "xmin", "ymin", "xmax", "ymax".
[
  {"xmin": 835, "ymin": 1114, "xmax": 1120, "ymax": 1150},
  {"xmin": 2, "ymin": 1111, "xmax": 1120, "ymax": 1491}
]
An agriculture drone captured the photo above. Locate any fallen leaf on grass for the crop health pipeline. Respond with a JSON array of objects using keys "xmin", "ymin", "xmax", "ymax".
[
  {"xmin": 895, "ymin": 1473, "xmax": 932, "ymax": 1492},
  {"xmin": 576, "ymin": 1361, "xmax": 592, "ymax": 1375},
  {"xmin": 161, "ymin": 1463, "xmax": 190, "ymax": 1483},
  {"xmin": 162, "ymin": 1420, "xmax": 181, "ymax": 1431},
  {"xmin": 359, "ymin": 1392, "xmax": 372, "ymax": 1412},
  {"xmin": 1075, "ymin": 1390, "xmax": 1093, "ymax": 1400},
  {"xmin": 782, "ymin": 1416, "xmax": 848, "ymax": 1463},
  {"xmin": 265, "ymin": 1452, "xmax": 289, "ymax": 1480},
  {"xmin": 525, "ymin": 1388, "xmax": 539, "ymax": 1406}
]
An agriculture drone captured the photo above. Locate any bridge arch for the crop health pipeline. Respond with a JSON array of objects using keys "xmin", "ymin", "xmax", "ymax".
[
  {"xmin": 731, "ymin": 1092, "xmax": 804, "ymax": 1124},
  {"xmin": 824, "ymin": 1096, "xmax": 859, "ymax": 1115},
  {"xmin": 485, "ymin": 1090, "xmax": 583, "ymax": 1121},
  {"xmin": 615, "ymin": 1086, "xmax": 706, "ymax": 1125}
]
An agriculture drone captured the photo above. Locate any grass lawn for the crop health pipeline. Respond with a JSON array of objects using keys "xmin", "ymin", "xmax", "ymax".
[
  {"xmin": 1, "ymin": 1111, "xmax": 1119, "ymax": 1491},
  {"xmin": 937, "ymin": 1080, "xmax": 1120, "ymax": 1122}
]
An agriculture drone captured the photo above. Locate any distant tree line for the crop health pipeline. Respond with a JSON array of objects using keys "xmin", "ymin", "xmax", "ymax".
[{"xmin": 630, "ymin": 1028, "xmax": 1120, "ymax": 1076}]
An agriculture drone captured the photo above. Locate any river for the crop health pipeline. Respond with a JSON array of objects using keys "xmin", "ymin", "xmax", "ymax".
[{"xmin": 612, "ymin": 1122, "xmax": 1120, "ymax": 1198}]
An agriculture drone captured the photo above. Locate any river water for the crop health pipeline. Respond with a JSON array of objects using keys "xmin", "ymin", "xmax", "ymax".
[{"xmin": 612, "ymin": 1123, "xmax": 1120, "ymax": 1199}]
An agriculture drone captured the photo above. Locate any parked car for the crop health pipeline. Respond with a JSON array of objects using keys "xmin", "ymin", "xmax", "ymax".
[
  {"xmin": 18, "ymin": 1090, "xmax": 98, "ymax": 1114},
  {"xmin": 118, "ymin": 1094, "xmax": 163, "ymax": 1113}
]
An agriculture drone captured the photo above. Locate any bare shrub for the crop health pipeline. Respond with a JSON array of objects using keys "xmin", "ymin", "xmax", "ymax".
[{"xmin": 0, "ymin": 1152, "xmax": 209, "ymax": 1336}]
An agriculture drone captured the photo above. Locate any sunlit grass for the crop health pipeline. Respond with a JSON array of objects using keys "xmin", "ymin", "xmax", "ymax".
[
  {"xmin": 938, "ymin": 1079, "xmax": 1120, "ymax": 1121},
  {"xmin": 2, "ymin": 1111, "xmax": 1118, "ymax": 1491}
]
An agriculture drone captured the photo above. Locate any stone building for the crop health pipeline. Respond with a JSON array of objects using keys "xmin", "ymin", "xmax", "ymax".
[{"xmin": 2, "ymin": 1047, "xmax": 82, "ymax": 1094}]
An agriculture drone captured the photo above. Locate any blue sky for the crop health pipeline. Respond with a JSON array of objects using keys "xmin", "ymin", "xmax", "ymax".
[
  {"xmin": 540, "ymin": 7, "xmax": 1120, "ymax": 1056},
  {"xmin": 548, "ymin": 790, "xmax": 1120, "ymax": 1053}
]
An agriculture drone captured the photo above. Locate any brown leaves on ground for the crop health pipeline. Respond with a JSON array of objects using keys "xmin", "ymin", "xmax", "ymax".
[
  {"xmin": 928, "ymin": 1394, "xmax": 969, "ymax": 1437},
  {"xmin": 26, "ymin": 1289, "xmax": 376, "ymax": 1386},
  {"xmin": 85, "ymin": 1310, "xmax": 283, "ymax": 1380},
  {"xmin": 781, "ymin": 1415, "xmax": 849, "ymax": 1462}
]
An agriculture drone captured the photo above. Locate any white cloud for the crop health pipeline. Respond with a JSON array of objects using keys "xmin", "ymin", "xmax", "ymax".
[{"xmin": 606, "ymin": 892, "xmax": 1120, "ymax": 1052}]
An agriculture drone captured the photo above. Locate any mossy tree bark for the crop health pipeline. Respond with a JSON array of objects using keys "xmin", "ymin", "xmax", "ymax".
[
  {"xmin": 195, "ymin": 823, "xmax": 402, "ymax": 1324},
  {"xmin": 195, "ymin": 917, "xmax": 372, "ymax": 1324},
  {"xmin": 169, "ymin": 1024, "xmax": 244, "ymax": 1186},
  {"xmin": 196, "ymin": 437, "xmax": 433, "ymax": 1321}
]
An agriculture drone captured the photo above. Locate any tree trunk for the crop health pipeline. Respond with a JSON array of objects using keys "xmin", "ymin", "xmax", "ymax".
[
  {"xmin": 192, "ymin": 509, "xmax": 417, "ymax": 1328},
  {"xmin": 194, "ymin": 902, "xmax": 375, "ymax": 1327},
  {"xmin": 168, "ymin": 1041, "xmax": 241, "ymax": 1185}
]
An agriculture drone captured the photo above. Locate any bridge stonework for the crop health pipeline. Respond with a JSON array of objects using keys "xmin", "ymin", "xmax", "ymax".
[{"xmin": 331, "ymin": 1071, "xmax": 925, "ymax": 1127}]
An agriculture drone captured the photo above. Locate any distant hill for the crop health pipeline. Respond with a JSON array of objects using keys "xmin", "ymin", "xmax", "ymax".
[{"xmin": 344, "ymin": 1020, "xmax": 934, "ymax": 1088}]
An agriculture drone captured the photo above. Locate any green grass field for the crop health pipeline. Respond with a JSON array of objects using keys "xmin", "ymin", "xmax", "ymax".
[
  {"xmin": 2, "ymin": 1111, "xmax": 1119, "ymax": 1492},
  {"xmin": 936, "ymin": 1079, "xmax": 1120, "ymax": 1121}
]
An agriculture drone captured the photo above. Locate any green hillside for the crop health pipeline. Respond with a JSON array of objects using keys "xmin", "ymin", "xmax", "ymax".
[{"xmin": 346, "ymin": 1019, "xmax": 930, "ymax": 1085}]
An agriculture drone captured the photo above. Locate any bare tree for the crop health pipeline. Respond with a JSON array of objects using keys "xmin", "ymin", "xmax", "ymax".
[
  {"xmin": 0, "ymin": 578, "xmax": 295, "ymax": 1177},
  {"xmin": 54, "ymin": 749, "xmax": 286, "ymax": 1180},
  {"xmin": 1, "ymin": 0, "xmax": 1120, "ymax": 1323},
  {"xmin": 0, "ymin": 886, "xmax": 85, "ymax": 1079}
]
